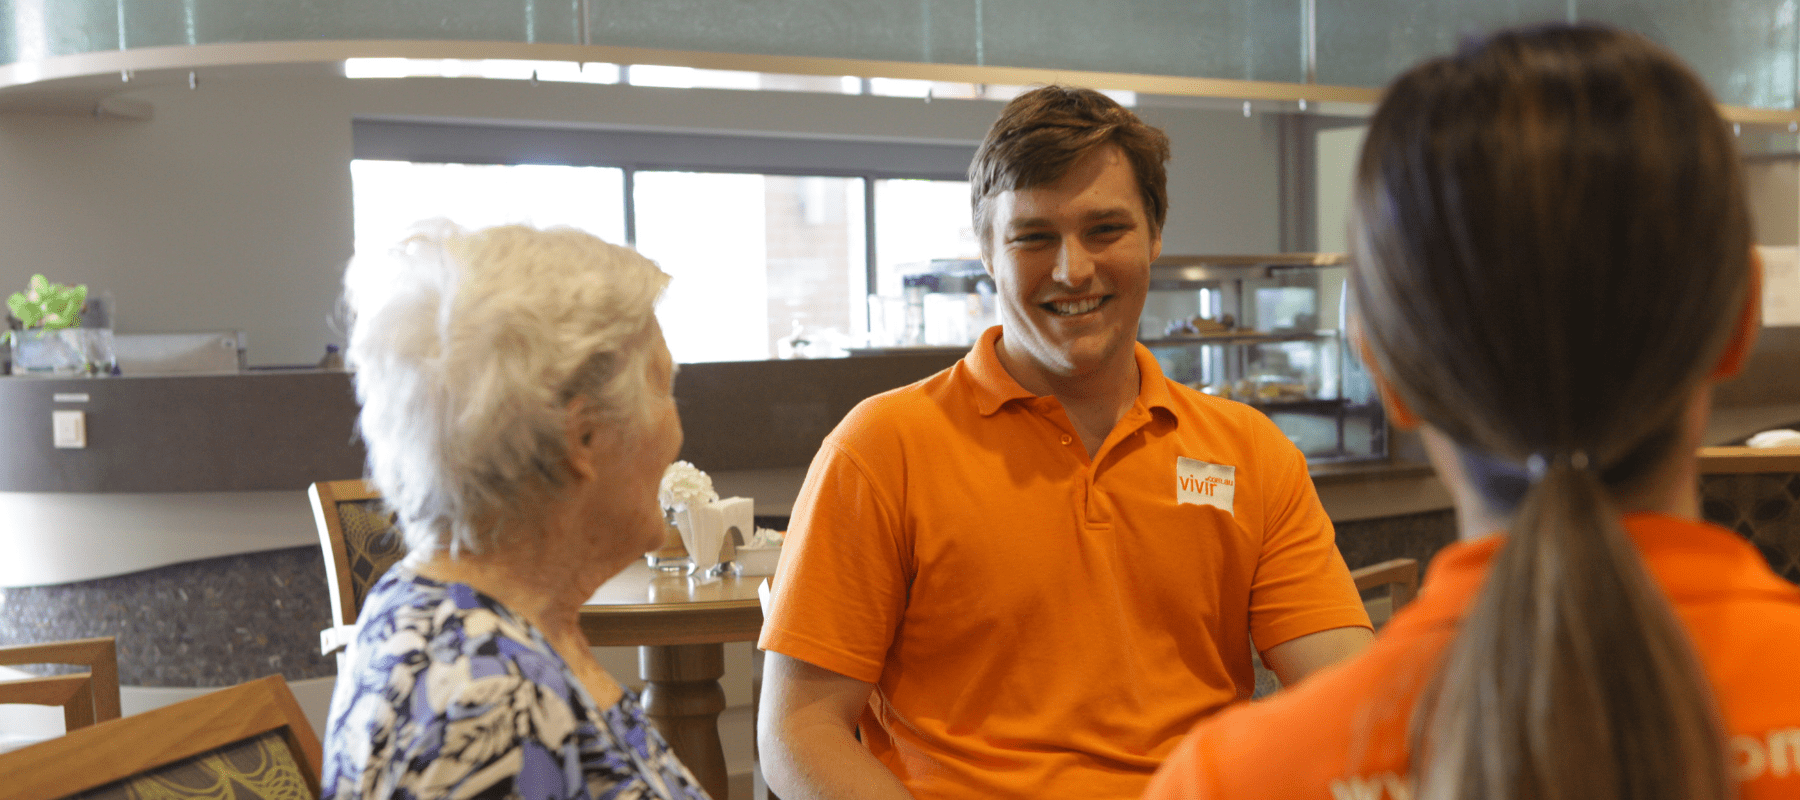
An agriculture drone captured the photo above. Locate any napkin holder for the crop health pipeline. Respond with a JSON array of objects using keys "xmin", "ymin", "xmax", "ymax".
[{"xmin": 676, "ymin": 496, "xmax": 754, "ymax": 575}]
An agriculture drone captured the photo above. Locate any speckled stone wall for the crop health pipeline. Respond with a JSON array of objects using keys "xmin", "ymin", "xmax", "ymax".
[
  {"xmin": 0, "ymin": 546, "xmax": 334, "ymax": 686},
  {"xmin": 1335, "ymin": 509, "xmax": 1459, "ymax": 572}
]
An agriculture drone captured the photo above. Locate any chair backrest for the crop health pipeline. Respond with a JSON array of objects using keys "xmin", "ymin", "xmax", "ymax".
[
  {"xmin": 0, "ymin": 637, "xmax": 121, "ymax": 731},
  {"xmin": 1350, "ymin": 557, "xmax": 1421, "ymax": 629},
  {"xmin": 0, "ymin": 674, "xmax": 322, "ymax": 800},
  {"xmin": 308, "ymin": 478, "xmax": 406, "ymax": 630}
]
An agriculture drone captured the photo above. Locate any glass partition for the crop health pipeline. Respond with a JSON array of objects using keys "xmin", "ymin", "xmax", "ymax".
[
  {"xmin": 1314, "ymin": 0, "xmax": 1568, "ymax": 90},
  {"xmin": 974, "ymin": 0, "xmax": 1303, "ymax": 81},
  {"xmin": 77, "ymin": 1, "xmax": 580, "ymax": 52},
  {"xmin": 1580, "ymin": 0, "xmax": 1798, "ymax": 109},
  {"xmin": 8, "ymin": 0, "xmax": 1800, "ymax": 110},
  {"xmin": 584, "ymin": 0, "xmax": 1303, "ymax": 82}
]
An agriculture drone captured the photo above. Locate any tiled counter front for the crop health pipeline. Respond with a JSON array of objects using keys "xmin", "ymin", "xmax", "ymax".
[
  {"xmin": 1335, "ymin": 510, "xmax": 1458, "ymax": 573},
  {"xmin": 1334, "ymin": 471, "xmax": 1800, "ymax": 587},
  {"xmin": 1702, "ymin": 470, "xmax": 1800, "ymax": 584},
  {"xmin": 0, "ymin": 371, "xmax": 363, "ymax": 686}
]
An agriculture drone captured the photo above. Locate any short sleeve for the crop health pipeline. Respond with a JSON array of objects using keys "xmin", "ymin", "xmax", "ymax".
[
  {"xmin": 1247, "ymin": 434, "xmax": 1371, "ymax": 650},
  {"xmin": 758, "ymin": 427, "xmax": 911, "ymax": 684}
]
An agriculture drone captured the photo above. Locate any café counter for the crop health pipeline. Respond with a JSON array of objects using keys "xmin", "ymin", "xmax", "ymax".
[
  {"xmin": 0, "ymin": 370, "xmax": 363, "ymax": 588},
  {"xmin": 0, "ymin": 370, "xmax": 361, "ymax": 715}
]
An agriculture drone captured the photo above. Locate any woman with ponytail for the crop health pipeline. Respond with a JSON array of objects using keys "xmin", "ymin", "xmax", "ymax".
[{"xmin": 1144, "ymin": 23, "xmax": 1800, "ymax": 800}]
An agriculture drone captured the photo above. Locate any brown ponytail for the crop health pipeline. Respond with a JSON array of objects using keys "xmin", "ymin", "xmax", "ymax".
[
  {"xmin": 1416, "ymin": 460, "xmax": 1730, "ymax": 800},
  {"xmin": 1349, "ymin": 25, "xmax": 1752, "ymax": 800}
]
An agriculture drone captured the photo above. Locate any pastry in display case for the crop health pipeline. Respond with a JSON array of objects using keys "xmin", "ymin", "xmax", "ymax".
[{"xmin": 1142, "ymin": 253, "xmax": 1385, "ymax": 463}]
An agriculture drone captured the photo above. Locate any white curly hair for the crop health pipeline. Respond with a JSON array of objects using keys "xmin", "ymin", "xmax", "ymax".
[{"xmin": 341, "ymin": 221, "xmax": 670, "ymax": 556}]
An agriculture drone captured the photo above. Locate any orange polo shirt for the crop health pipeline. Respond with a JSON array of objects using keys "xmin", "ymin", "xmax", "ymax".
[
  {"xmin": 760, "ymin": 326, "xmax": 1369, "ymax": 800},
  {"xmin": 1144, "ymin": 513, "xmax": 1800, "ymax": 800}
]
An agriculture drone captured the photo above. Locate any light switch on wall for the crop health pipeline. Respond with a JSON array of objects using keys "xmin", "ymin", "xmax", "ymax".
[{"xmin": 52, "ymin": 410, "xmax": 85, "ymax": 449}]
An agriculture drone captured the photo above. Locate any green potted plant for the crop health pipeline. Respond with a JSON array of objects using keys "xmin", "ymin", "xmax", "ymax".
[{"xmin": 5, "ymin": 274, "xmax": 108, "ymax": 375}]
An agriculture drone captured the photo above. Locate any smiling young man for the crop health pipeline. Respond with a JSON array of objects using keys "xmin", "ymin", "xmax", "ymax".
[{"xmin": 757, "ymin": 86, "xmax": 1373, "ymax": 800}]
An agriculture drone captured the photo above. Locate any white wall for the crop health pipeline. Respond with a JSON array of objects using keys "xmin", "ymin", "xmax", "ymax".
[
  {"xmin": 0, "ymin": 79, "xmax": 354, "ymax": 366},
  {"xmin": 0, "ymin": 77, "xmax": 1279, "ymax": 365},
  {"xmin": 1745, "ymin": 159, "xmax": 1800, "ymax": 247},
  {"xmin": 1136, "ymin": 103, "xmax": 1282, "ymax": 255}
]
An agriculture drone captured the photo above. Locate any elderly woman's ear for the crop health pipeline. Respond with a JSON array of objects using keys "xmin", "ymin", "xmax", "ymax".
[{"xmin": 562, "ymin": 396, "xmax": 607, "ymax": 482}]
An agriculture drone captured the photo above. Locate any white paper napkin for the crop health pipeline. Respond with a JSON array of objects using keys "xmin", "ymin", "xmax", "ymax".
[
  {"xmin": 676, "ymin": 496, "xmax": 755, "ymax": 574},
  {"xmin": 1748, "ymin": 429, "xmax": 1800, "ymax": 448}
]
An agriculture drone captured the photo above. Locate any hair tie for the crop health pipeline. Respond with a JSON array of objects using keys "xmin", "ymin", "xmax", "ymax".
[
  {"xmin": 1526, "ymin": 450, "xmax": 1590, "ymax": 481},
  {"xmin": 1461, "ymin": 446, "xmax": 1594, "ymax": 512}
]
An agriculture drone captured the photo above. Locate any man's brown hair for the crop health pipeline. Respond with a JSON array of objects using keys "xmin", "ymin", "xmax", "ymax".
[{"xmin": 968, "ymin": 86, "xmax": 1171, "ymax": 257}]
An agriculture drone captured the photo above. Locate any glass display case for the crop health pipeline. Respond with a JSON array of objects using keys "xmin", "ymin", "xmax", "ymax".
[
  {"xmin": 859, "ymin": 259, "xmax": 997, "ymax": 351},
  {"xmin": 1141, "ymin": 254, "xmax": 1385, "ymax": 463}
]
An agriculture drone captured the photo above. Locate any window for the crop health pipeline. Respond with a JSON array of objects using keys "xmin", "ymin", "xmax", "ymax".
[
  {"xmin": 632, "ymin": 172, "xmax": 866, "ymax": 362},
  {"xmin": 340, "ymin": 59, "xmax": 1135, "ymax": 107},
  {"xmin": 350, "ymin": 121, "xmax": 977, "ymax": 363},
  {"xmin": 872, "ymin": 178, "xmax": 980, "ymax": 297}
]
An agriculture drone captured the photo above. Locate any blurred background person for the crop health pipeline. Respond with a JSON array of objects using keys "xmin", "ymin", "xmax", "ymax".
[
  {"xmin": 321, "ymin": 223, "xmax": 709, "ymax": 799},
  {"xmin": 1146, "ymin": 24, "xmax": 1800, "ymax": 800}
]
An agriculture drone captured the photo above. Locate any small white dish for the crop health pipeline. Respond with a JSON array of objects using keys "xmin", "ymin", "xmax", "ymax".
[{"xmin": 736, "ymin": 545, "xmax": 782, "ymax": 577}]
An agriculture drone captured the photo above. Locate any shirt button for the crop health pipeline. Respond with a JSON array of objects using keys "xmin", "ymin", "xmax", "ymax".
[{"xmin": 1060, "ymin": 435, "xmax": 1073, "ymax": 445}]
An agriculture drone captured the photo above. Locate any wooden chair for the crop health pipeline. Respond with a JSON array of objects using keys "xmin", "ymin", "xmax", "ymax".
[
  {"xmin": 0, "ymin": 637, "xmax": 121, "ymax": 733},
  {"xmin": 1351, "ymin": 557, "xmax": 1420, "ymax": 629},
  {"xmin": 308, "ymin": 479, "xmax": 406, "ymax": 658},
  {"xmin": 0, "ymin": 675, "xmax": 321, "ymax": 800}
]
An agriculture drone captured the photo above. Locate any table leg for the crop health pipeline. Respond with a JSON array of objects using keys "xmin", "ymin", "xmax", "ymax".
[{"xmin": 640, "ymin": 643, "xmax": 729, "ymax": 800}]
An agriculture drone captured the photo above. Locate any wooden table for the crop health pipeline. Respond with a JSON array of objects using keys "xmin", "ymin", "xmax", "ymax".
[{"xmin": 581, "ymin": 562, "xmax": 767, "ymax": 800}]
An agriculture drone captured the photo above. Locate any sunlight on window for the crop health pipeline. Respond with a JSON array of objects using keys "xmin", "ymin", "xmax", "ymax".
[
  {"xmin": 874, "ymin": 179, "xmax": 980, "ymax": 297},
  {"xmin": 973, "ymin": 84, "xmax": 1030, "ymax": 102},
  {"xmin": 344, "ymin": 58, "xmax": 619, "ymax": 83},
  {"xmin": 532, "ymin": 61, "xmax": 622, "ymax": 84},
  {"xmin": 634, "ymin": 172, "xmax": 769, "ymax": 362},
  {"xmin": 339, "ymin": 60, "xmax": 1122, "ymax": 106},
  {"xmin": 349, "ymin": 157, "xmax": 973, "ymax": 361},
  {"xmin": 627, "ymin": 65, "xmax": 762, "ymax": 90},
  {"xmin": 868, "ymin": 78, "xmax": 934, "ymax": 99},
  {"xmin": 349, "ymin": 161, "xmax": 626, "ymax": 256},
  {"xmin": 864, "ymin": 81, "xmax": 1132, "ymax": 106},
  {"xmin": 635, "ymin": 172, "xmax": 866, "ymax": 362}
]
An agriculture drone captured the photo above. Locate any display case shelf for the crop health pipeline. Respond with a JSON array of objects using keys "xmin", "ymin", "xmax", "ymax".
[
  {"xmin": 1143, "ymin": 253, "xmax": 1385, "ymax": 463},
  {"xmin": 1141, "ymin": 331, "xmax": 1336, "ymax": 347}
]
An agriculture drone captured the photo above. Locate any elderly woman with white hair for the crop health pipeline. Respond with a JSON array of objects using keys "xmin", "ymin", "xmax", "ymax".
[{"xmin": 319, "ymin": 223, "xmax": 709, "ymax": 800}]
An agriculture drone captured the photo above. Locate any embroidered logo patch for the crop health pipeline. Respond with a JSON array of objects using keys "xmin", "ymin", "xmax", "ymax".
[{"xmin": 1176, "ymin": 456, "xmax": 1236, "ymax": 512}]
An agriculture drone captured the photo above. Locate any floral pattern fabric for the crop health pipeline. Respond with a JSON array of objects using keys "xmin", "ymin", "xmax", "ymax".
[{"xmin": 321, "ymin": 567, "xmax": 711, "ymax": 800}]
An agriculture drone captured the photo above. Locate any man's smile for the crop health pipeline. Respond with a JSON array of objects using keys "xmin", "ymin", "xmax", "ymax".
[{"xmin": 1042, "ymin": 295, "xmax": 1110, "ymax": 316}]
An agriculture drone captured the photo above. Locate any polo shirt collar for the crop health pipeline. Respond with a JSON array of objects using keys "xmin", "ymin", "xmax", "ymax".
[
  {"xmin": 1395, "ymin": 513, "xmax": 1800, "ymax": 632},
  {"xmin": 964, "ymin": 325, "xmax": 1177, "ymax": 418}
]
